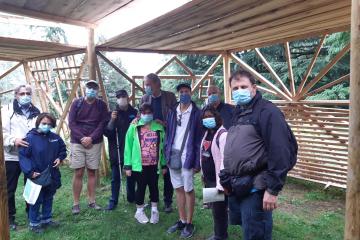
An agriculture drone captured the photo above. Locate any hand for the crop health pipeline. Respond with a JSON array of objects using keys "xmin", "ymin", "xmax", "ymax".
[
  {"xmin": 111, "ymin": 111, "xmax": 117, "ymax": 120},
  {"xmin": 223, "ymin": 188, "xmax": 231, "ymax": 196},
  {"xmin": 155, "ymin": 119, "xmax": 166, "ymax": 126},
  {"xmin": 131, "ymin": 117, "xmax": 139, "ymax": 124},
  {"xmin": 53, "ymin": 158, "xmax": 61, "ymax": 168},
  {"xmin": 81, "ymin": 137, "xmax": 92, "ymax": 148},
  {"xmin": 263, "ymin": 190, "xmax": 278, "ymax": 211},
  {"xmin": 162, "ymin": 168, "xmax": 167, "ymax": 175},
  {"xmin": 125, "ymin": 170, "xmax": 132, "ymax": 177},
  {"xmin": 14, "ymin": 138, "xmax": 29, "ymax": 147},
  {"xmin": 32, "ymin": 172, "xmax": 40, "ymax": 179}
]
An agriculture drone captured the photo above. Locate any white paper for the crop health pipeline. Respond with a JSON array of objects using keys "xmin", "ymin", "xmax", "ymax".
[
  {"xmin": 203, "ymin": 187, "xmax": 225, "ymax": 203},
  {"xmin": 23, "ymin": 179, "xmax": 42, "ymax": 205}
]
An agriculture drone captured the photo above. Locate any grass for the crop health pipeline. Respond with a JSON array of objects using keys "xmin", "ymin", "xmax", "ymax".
[{"xmin": 10, "ymin": 167, "xmax": 345, "ymax": 240}]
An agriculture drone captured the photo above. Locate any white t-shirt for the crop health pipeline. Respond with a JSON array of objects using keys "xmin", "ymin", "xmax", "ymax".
[{"xmin": 172, "ymin": 104, "xmax": 193, "ymax": 164}]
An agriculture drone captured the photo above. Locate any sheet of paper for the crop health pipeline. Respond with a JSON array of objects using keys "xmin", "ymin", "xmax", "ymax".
[
  {"xmin": 23, "ymin": 179, "xmax": 42, "ymax": 205},
  {"xmin": 203, "ymin": 187, "xmax": 225, "ymax": 203}
]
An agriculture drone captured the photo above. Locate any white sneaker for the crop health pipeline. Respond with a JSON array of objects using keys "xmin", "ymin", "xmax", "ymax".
[
  {"xmin": 150, "ymin": 210, "xmax": 159, "ymax": 224},
  {"xmin": 135, "ymin": 210, "xmax": 149, "ymax": 224}
]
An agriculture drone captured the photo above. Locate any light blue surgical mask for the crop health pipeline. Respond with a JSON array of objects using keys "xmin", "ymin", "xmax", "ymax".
[
  {"xmin": 232, "ymin": 89, "xmax": 253, "ymax": 105},
  {"xmin": 202, "ymin": 117, "xmax": 216, "ymax": 129},
  {"xmin": 145, "ymin": 86, "xmax": 153, "ymax": 96},
  {"xmin": 180, "ymin": 93, "xmax": 191, "ymax": 104},
  {"xmin": 141, "ymin": 114, "xmax": 153, "ymax": 124},
  {"xmin": 38, "ymin": 123, "xmax": 52, "ymax": 133},
  {"xmin": 208, "ymin": 94, "xmax": 219, "ymax": 105},
  {"xmin": 85, "ymin": 88, "xmax": 98, "ymax": 98},
  {"xmin": 19, "ymin": 95, "xmax": 31, "ymax": 106}
]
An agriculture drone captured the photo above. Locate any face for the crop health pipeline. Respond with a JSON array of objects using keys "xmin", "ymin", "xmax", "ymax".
[
  {"xmin": 142, "ymin": 109, "xmax": 153, "ymax": 115},
  {"xmin": 207, "ymin": 86, "xmax": 220, "ymax": 97},
  {"xmin": 16, "ymin": 87, "xmax": 31, "ymax": 100},
  {"xmin": 178, "ymin": 87, "xmax": 191, "ymax": 96},
  {"xmin": 144, "ymin": 78, "xmax": 160, "ymax": 92},
  {"xmin": 86, "ymin": 84, "xmax": 99, "ymax": 91},
  {"xmin": 39, "ymin": 117, "xmax": 52, "ymax": 127},
  {"xmin": 203, "ymin": 110, "xmax": 214, "ymax": 119},
  {"xmin": 230, "ymin": 75, "xmax": 257, "ymax": 97}
]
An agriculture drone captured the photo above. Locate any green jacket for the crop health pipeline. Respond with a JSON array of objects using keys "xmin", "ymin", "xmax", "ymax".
[{"xmin": 124, "ymin": 119, "xmax": 166, "ymax": 172}]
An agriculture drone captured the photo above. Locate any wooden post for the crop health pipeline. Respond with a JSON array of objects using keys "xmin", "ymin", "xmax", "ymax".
[
  {"xmin": 87, "ymin": 28, "xmax": 96, "ymax": 80},
  {"xmin": 0, "ymin": 98, "xmax": 10, "ymax": 240},
  {"xmin": 222, "ymin": 52, "xmax": 231, "ymax": 103},
  {"xmin": 344, "ymin": 0, "xmax": 360, "ymax": 239}
]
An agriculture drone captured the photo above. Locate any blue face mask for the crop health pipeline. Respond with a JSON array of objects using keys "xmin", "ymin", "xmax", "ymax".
[
  {"xmin": 202, "ymin": 117, "xmax": 216, "ymax": 129},
  {"xmin": 208, "ymin": 94, "xmax": 219, "ymax": 105},
  {"xmin": 145, "ymin": 86, "xmax": 153, "ymax": 96},
  {"xmin": 19, "ymin": 95, "xmax": 31, "ymax": 106},
  {"xmin": 180, "ymin": 93, "xmax": 191, "ymax": 104},
  {"xmin": 85, "ymin": 88, "xmax": 98, "ymax": 98},
  {"xmin": 141, "ymin": 114, "xmax": 153, "ymax": 123},
  {"xmin": 232, "ymin": 89, "xmax": 253, "ymax": 105},
  {"xmin": 38, "ymin": 123, "xmax": 52, "ymax": 133}
]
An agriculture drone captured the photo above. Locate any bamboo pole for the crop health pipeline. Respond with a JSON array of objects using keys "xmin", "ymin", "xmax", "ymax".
[
  {"xmin": 344, "ymin": 0, "xmax": 360, "ymax": 239},
  {"xmin": 284, "ymin": 42, "xmax": 296, "ymax": 96},
  {"xmin": 192, "ymin": 54, "xmax": 222, "ymax": 92},
  {"xmin": 0, "ymin": 62, "xmax": 22, "ymax": 81},
  {"xmin": 23, "ymin": 63, "xmax": 47, "ymax": 112},
  {"xmin": 222, "ymin": 53, "xmax": 231, "ymax": 103},
  {"xmin": 87, "ymin": 28, "xmax": 96, "ymax": 80},
  {"xmin": 0, "ymin": 98, "xmax": 10, "ymax": 239}
]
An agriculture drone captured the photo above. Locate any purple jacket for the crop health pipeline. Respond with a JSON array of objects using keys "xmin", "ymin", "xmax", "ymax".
[{"xmin": 164, "ymin": 102, "xmax": 202, "ymax": 170}]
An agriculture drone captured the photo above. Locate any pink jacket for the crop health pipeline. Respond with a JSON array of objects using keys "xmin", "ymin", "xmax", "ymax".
[{"xmin": 200, "ymin": 126, "xmax": 227, "ymax": 191}]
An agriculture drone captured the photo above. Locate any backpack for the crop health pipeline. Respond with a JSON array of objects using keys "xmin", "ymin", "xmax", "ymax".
[{"xmin": 215, "ymin": 128, "xmax": 227, "ymax": 149}]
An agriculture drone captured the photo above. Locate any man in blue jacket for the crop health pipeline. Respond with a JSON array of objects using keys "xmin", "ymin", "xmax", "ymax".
[
  {"xmin": 223, "ymin": 70, "xmax": 297, "ymax": 240},
  {"xmin": 165, "ymin": 83, "xmax": 202, "ymax": 239}
]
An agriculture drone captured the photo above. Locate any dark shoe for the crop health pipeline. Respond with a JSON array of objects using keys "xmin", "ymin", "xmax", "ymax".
[
  {"xmin": 72, "ymin": 204, "xmax": 80, "ymax": 215},
  {"xmin": 167, "ymin": 220, "xmax": 186, "ymax": 234},
  {"xmin": 105, "ymin": 202, "xmax": 117, "ymax": 211},
  {"xmin": 42, "ymin": 220, "xmax": 60, "ymax": 229},
  {"xmin": 202, "ymin": 203, "xmax": 212, "ymax": 209},
  {"xmin": 164, "ymin": 204, "xmax": 173, "ymax": 213},
  {"xmin": 9, "ymin": 218, "xmax": 17, "ymax": 231},
  {"xmin": 29, "ymin": 225, "xmax": 44, "ymax": 234},
  {"xmin": 180, "ymin": 223, "xmax": 195, "ymax": 238},
  {"xmin": 88, "ymin": 202, "xmax": 102, "ymax": 210}
]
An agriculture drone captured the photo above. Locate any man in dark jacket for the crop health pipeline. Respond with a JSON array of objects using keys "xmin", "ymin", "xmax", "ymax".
[
  {"xmin": 104, "ymin": 90, "xmax": 138, "ymax": 210},
  {"xmin": 223, "ymin": 70, "xmax": 297, "ymax": 240},
  {"xmin": 141, "ymin": 73, "xmax": 177, "ymax": 213},
  {"xmin": 165, "ymin": 83, "xmax": 202, "ymax": 239}
]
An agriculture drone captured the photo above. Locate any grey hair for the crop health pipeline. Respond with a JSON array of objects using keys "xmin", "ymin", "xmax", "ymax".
[
  {"xmin": 14, "ymin": 84, "xmax": 32, "ymax": 96},
  {"xmin": 145, "ymin": 73, "xmax": 161, "ymax": 87}
]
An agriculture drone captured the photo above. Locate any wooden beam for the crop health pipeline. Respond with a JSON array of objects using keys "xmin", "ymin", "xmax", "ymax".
[
  {"xmin": 96, "ymin": 46, "xmax": 223, "ymax": 55},
  {"xmin": 26, "ymin": 49, "xmax": 85, "ymax": 62},
  {"xmin": 23, "ymin": 63, "xmax": 47, "ymax": 112},
  {"xmin": 299, "ymin": 43, "xmax": 350, "ymax": 97},
  {"xmin": 222, "ymin": 53, "xmax": 231, "ymax": 103},
  {"xmin": 304, "ymin": 74, "xmax": 350, "ymax": 97},
  {"xmin": 95, "ymin": 56, "xmax": 109, "ymax": 110},
  {"xmin": 96, "ymin": 51, "xmax": 145, "ymax": 93},
  {"xmin": 0, "ymin": 62, "xmax": 22, "ymax": 80},
  {"xmin": 284, "ymin": 42, "xmax": 296, "ymax": 96},
  {"xmin": 56, "ymin": 55, "xmax": 87, "ymax": 134},
  {"xmin": 155, "ymin": 55, "xmax": 176, "ymax": 75},
  {"xmin": 297, "ymin": 35, "xmax": 327, "ymax": 96},
  {"xmin": 345, "ymin": 0, "xmax": 360, "ymax": 238},
  {"xmin": 0, "ymin": 3, "xmax": 96, "ymax": 28},
  {"xmin": 230, "ymin": 53, "xmax": 292, "ymax": 101},
  {"xmin": 173, "ymin": 57, "xmax": 195, "ymax": 76},
  {"xmin": 257, "ymin": 86, "xmax": 279, "ymax": 96},
  {"xmin": 255, "ymin": 48, "xmax": 292, "ymax": 97},
  {"xmin": 271, "ymin": 100, "xmax": 349, "ymax": 106},
  {"xmin": 87, "ymin": 28, "xmax": 96, "ymax": 80},
  {"xmin": 191, "ymin": 55, "xmax": 222, "ymax": 92}
]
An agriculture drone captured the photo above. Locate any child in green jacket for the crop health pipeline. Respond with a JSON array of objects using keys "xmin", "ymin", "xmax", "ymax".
[{"xmin": 124, "ymin": 103, "xmax": 166, "ymax": 224}]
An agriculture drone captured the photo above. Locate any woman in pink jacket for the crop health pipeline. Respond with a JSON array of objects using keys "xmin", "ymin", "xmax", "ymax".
[{"xmin": 200, "ymin": 107, "xmax": 228, "ymax": 240}]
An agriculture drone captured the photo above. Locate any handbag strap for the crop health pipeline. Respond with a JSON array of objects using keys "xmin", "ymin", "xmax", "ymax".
[{"xmin": 179, "ymin": 117, "xmax": 191, "ymax": 155}]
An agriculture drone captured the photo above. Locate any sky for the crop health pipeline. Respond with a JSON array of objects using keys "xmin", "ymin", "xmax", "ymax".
[{"xmin": 0, "ymin": 0, "xmax": 190, "ymax": 75}]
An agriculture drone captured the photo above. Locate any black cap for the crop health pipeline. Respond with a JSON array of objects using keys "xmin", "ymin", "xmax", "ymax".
[
  {"xmin": 115, "ymin": 89, "xmax": 128, "ymax": 98},
  {"xmin": 176, "ymin": 83, "xmax": 191, "ymax": 92}
]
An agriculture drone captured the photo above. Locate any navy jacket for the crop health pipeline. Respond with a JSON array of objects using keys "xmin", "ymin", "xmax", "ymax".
[
  {"xmin": 165, "ymin": 102, "xmax": 202, "ymax": 170},
  {"xmin": 103, "ymin": 105, "xmax": 138, "ymax": 166},
  {"xmin": 19, "ymin": 129, "xmax": 67, "ymax": 189}
]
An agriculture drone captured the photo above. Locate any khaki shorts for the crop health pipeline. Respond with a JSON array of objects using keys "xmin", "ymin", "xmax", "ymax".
[
  {"xmin": 70, "ymin": 143, "xmax": 102, "ymax": 170},
  {"xmin": 169, "ymin": 168, "xmax": 194, "ymax": 192}
]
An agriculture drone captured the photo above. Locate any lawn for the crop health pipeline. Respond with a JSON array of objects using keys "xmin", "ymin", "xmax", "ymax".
[{"xmin": 10, "ymin": 166, "xmax": 345, "ymax": 240}]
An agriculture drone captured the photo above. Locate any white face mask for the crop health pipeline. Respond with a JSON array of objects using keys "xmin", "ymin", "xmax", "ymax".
[{"xmin": 117, "ymin": 98, "xmax": 128, "ymax": 107}]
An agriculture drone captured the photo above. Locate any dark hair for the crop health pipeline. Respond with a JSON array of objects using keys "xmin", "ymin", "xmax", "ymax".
[
  {"xmin": 139, "ymin": 103, "xmax": 153, "ymax": 113},
  {"xmin": 228, "ymin": 69, "xmax": 256, "ymax": 85},
  {"xmin": 202, "ymin": 106, "xmax": 223, "ymax": 128},
  {"xmin": 145, "ymin": 73, "xmax": 161, "ymax": 86},
  {"xmin": 35, "ymin": 112, "xmax": 56, "ymax": 128}
]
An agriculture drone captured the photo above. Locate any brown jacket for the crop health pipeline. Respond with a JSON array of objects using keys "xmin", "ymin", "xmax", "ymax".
[{"xmin": 141, "ymin": 90, "xmax": 177, "ymax": 121}]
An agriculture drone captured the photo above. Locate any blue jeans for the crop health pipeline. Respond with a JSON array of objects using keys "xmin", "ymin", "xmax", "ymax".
[
  {"xmin": 228, "ymin": 191, "xmax": 273, "ymax": 240},
  {"xmin": 29, "ymin": 187, "xmax": 55, "ymax": 227},
  {"xmin": 109, "ymin": 164, "xmax": 136, "ymax": 205}
]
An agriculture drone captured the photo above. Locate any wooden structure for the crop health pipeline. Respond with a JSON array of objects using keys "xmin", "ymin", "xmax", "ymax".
[{"xmin": 0, "ymin": 0, "xmax": 358, "ymax": 239}]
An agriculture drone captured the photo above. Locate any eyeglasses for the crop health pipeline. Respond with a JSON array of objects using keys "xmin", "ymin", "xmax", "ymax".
[
  {"xmin": 177, "ymin": 113, "xmax": 182, "ymax": 126},
  {"xmin": 18, "ymin": 92, "xmax": 31, "ymax": 96}
]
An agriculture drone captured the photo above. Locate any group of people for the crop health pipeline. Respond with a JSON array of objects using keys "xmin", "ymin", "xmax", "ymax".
[{"xmin": 3, "ymin": 70, "xmax": 297, "ymax": 240}]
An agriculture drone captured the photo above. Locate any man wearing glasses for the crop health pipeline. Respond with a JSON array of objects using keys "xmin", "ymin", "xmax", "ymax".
[
  {"xmin": 165, "ymin": 83, "xmax": 202, "ymax": 238},
  {"xmin": 2, "ymin": 85, "xmax": 40, "ymax": 230}
]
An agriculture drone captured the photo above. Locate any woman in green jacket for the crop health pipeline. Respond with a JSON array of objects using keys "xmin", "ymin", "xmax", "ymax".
[{"xmin": 124, "ymin": 103, "xmax": 166, "ymax": 225}]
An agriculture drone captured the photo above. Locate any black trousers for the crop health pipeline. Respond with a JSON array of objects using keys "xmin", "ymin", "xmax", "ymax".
[
  {"xmin": 163, "ymin": 167, "xmax": 173, "ymax": 206},
  {"xmin": 133, "ymin": 165, "xmax": 159, "ymax": 206},
  {"xmin": 5, "ymin": 161, "xmax": 22, "ymax": 221}
]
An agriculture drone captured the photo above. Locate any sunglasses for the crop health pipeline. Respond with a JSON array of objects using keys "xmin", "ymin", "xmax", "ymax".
[
  {"xmin": 18, "ymin": 92, "xmax": 31, "ymax": 96},
  {"xmin": 177, "ymin": 113, "xmax": 182, "ymax": 126}
]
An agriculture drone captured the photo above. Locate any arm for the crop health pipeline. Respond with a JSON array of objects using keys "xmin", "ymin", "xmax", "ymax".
[
  {"xmin": 89, "ymin": 101, "xmax": 108, "ymax": 141},
  {"xmin": 215, "ymin": 132, "xmax": 227, "ymax": 191},
  {"xmin": 2, "ymin": 108, "xmax": 16, "ymax": 151},
  {"xmin": 260, "ymin": 106, "xmax": 292, "ymax": 196},
  {"xmin": 159, "ymin": 128, "xmax": 167, "ymax": 169},
  {"xmin": 103, "ymin": 111, "xmax": 116, "ymax": 138},
  {"xmin": 68, "ymin": 99, "xmax": 85, "ymax": 140},
  {"xmin": 57, "ymin": 137, "xmax": 67, "ymax": 161},
  {"xmin": 18, "ymin": 137, "xmax": 33, "ymax": 179},
  {"xmin": 123, "ymin": 124, "xmax": 135, "ymax": 170},
  {"xmin": 193, "ymin": 111, "xmax": 202, "ymax": 171}
]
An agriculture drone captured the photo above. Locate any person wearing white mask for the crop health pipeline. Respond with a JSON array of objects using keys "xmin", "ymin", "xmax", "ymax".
[
  {"xmin": 68, "ymin": 80, "xmax": 108, "ymax": 214},
  {"xmin": 2, "ymin": 84, "xmax": 40, "ymax": 230},
  {"xmin": 103, "ymin": 90, "xmax": 138, "ymax": 210}
]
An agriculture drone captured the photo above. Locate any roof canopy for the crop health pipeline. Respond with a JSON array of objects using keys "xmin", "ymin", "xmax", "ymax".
[{"xmin": 99, "ymin": 0, "xmax": 351, "ymax": 53}]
